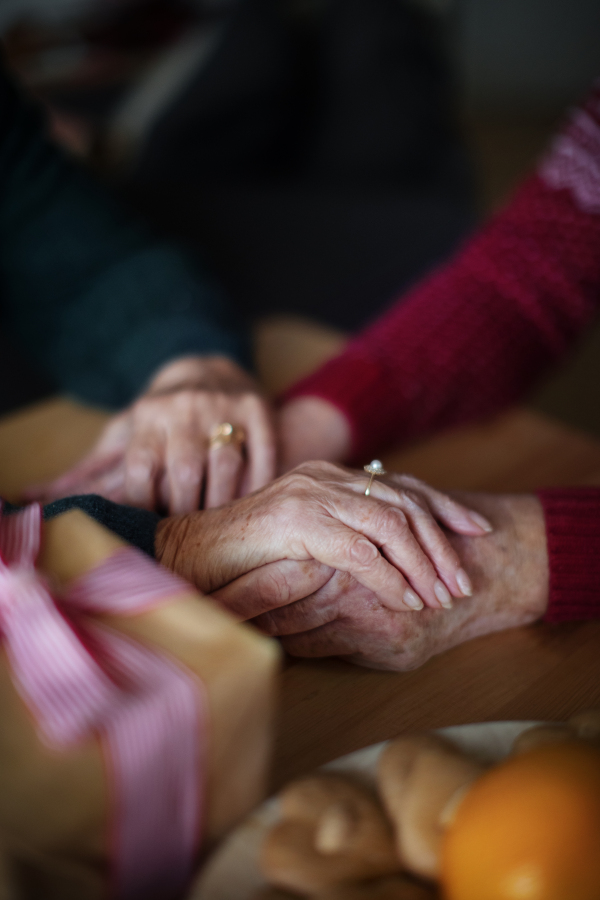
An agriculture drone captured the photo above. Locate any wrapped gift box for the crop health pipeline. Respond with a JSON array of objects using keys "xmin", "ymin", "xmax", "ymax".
[{"xmin": 0, "ymin": 505, "xmax": 280, "ymax": 899}]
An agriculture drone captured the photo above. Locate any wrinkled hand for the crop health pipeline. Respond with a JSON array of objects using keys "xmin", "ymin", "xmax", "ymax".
[
  {"xmin": 156, "ymin": 462, "xmax": 492, "ymax": 613},
  {"xmin": 27, "ymin": 356, "xmax": 276, "ymax": 514},
  {"xmin": 212, "ymin": 493, "xmax": 549, "ymax": 670}
]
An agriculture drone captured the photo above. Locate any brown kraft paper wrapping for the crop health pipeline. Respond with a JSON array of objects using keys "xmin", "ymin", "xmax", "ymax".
[{"xmin": 0, "ymin": 509, "xmax": 280, "ymax": 899}]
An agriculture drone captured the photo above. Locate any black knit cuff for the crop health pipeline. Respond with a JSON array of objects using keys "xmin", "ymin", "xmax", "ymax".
[{"xmin": 2, "ymin": 494, "xmax": 161, "ymax": 557}]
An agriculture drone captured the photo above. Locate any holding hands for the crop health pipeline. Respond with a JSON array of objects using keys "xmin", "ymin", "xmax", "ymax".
[
  {"xmin": 155, "ymin": 461, "xmax": 492, "ymax": 615},
  {"xmin": 29, "ymin": 355, "xmax": 511, "ymax": 667},
  {"xmin": 215, "ymin": 493, "xmax": 548, "ymax": 671}
]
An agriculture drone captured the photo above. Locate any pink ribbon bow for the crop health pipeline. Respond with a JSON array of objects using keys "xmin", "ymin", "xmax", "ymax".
[{"xmin": 0, "ymin": 503, "xmax": 203, "ymax": 899}]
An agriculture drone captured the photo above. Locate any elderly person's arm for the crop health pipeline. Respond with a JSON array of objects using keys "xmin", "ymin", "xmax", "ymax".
[
  {"xmin": 213, "ymin": 487, "xmax": 600, "ymax": 670},
  {"xmin": 278, "ymin": 83, "xmax": 600, "ymax": 468},
  {"xmin": 0, "ymin": 60, "xmax": 274, "ymax": 512}
]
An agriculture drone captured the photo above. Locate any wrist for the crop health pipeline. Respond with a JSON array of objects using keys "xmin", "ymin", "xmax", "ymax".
[
  {"xmin": 448, "ymin": 493, "xmax": 549, "ymax": 636},
  {"xmin": 155, "ymin": 514, "xmax": 192, "ymax": 578},
  {"xmin": 486, "ymin": 493, "xmax": 548, "ymax": 622},
  {"xmin": 147, "ymin": 355, "xmax": 256, "ymax": 396},
  {"xmin": 155, "ymin": 508, "xmax": 250, "ymax": 595}
]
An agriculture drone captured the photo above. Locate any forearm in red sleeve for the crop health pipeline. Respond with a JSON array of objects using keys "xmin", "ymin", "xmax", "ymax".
[
  {"xmin": 537, "ymin": 488, "xmax": 600, "ymax": 623},
  {"xmin": 284, "ymin": 85, "xmax": 600, "ymax": 461}
]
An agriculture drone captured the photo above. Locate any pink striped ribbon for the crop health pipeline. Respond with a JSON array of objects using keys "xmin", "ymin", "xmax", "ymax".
[{"xmin": 0, "ymin": 503, "xmax": 203, "ymax": 900}]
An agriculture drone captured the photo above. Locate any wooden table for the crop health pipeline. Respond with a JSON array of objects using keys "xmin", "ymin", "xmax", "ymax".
[{"xmin": 2, "ymin": 319, "xmax": 600, "ymax": 795}]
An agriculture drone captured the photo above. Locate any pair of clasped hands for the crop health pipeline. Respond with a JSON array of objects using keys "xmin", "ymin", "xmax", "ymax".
[{"xmin": 31, "ymin": 355, "xmax": 524, "ymax": 671}]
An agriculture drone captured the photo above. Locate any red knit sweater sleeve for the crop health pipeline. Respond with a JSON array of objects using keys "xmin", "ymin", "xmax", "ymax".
[
  {"xmin": 537, "ymin": 488, "xmax": 600, "ymax": 623},
  {"xmin": 283, "ymin": 83, "xmax": 600, "ymax": 462}
]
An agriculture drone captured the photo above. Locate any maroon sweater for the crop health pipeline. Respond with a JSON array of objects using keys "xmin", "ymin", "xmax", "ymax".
[{"xmin": 284, "ymin": 82, "xmax": 600, "ymax": 624}]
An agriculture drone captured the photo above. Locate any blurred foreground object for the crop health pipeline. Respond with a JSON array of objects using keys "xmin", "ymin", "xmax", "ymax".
[
  {"xmin": 0, "ymin": 504, "xmax": 279, "ymax": 899},
  {"xmin": 441, "ymin": 742, "xmax": 600, "ymax": 900},
  {"xmin": 253, "ymin": 719, "xmax": 600, "ymax": 900}
]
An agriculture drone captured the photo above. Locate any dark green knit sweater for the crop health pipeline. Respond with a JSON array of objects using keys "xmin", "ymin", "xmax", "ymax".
[{"xmin": 0, "ymin": 62, "xmax": 248, "ymax": 409}]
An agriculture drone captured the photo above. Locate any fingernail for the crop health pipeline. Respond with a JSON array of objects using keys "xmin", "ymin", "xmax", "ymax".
[
  {"xmin": 435, "ymin": 580, "xmax": 453, "ymax": 609},
  {"xmin": 404, "ymin": 589, "xmax": 424, "ymax": 611},
  {"xmin": 469, "ymin": 511, "xmax": 493, "ymax": 533},
  {"xmin": 456, "ymin": 568, "xmax": 473, "ymax": 597}
]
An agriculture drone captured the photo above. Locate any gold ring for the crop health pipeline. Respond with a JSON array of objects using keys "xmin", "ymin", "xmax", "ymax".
[
  {"xmin": 209, "ymin": 422, "xmax": 246, "ymax": 449},
  {"xmin": 364, "ymin": 459, "xmax": 386, "ymax": 496}
]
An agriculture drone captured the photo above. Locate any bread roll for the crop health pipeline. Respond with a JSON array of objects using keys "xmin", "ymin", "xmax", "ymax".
[
  {"xmin": 512, "ymin": 724, "xmax": 574, "ymax": 755},
  {"xmin": 378, "ymin": 734, "xmax": 484, "ymax": 881},
  {"xmin": 260, "ymin": 775, "xmax": 399, "ymax": 894}
]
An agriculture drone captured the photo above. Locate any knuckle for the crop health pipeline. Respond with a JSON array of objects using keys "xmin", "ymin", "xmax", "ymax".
[
  {"xmin": 127, "ymin": 465, "xmax": 151, "ymax": 487},
  {"xmin": 390, "ymin": 473, "xmax": 427, "ymax": 494},
  {"xmin": 348, "ymin": 537, "xmax": 378, "ymax": 568},
  {"xmin": 402, "ymin": 489, "xmax": 426, "ymax": 510},
  {"xmin": 282, "ymin": 469, "xmax": 313, "ymax": 493},
  {"xmin": 126, "ymin": 449, "xmax": 155, "ymax": 477},
  {"xmin": 178, "ymin": 390, "xmax": 207, "ymax": 417},
  {"xmin": 240, "ymin": 392, "xmax": 263, "ymax": 411},
  {"xmin": 378, "ymin": 506, "xmax": 408, "ymax": 532},
  {"xmin": 292, "ymin": 461, "xmax": 319, "ymax": 478},
  {"xmin": 317, "ymin": 460, "xmax": 341, "ymax": 474},
  {"xmin": 172, "ymin": 461, "xmax": 200, "ymax": 485},
  {"xmin": 174, "ymin": 388, "xmax": 197, "ymax": 404},
  {"xmin": 297, "ymin": 460, "xmax": 339, "ymax": 477}
]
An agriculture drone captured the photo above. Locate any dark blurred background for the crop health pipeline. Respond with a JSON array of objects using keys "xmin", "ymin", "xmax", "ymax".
[{"xmin": 2, "ymin": 0, "xmax": 600, "ymax": 435}]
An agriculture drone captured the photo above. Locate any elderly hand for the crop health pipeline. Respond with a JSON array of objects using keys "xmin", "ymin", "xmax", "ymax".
[
  {"xmin": 212, "ymin": 493, "xmax": 548, "ymax": 670},
  {"xmin": 155, "ymin": 462, "xmax": 492, "ymax": 613},
  {"xmin": 27, "ymin": 356, "xmax": 276, "ymax": 514}
]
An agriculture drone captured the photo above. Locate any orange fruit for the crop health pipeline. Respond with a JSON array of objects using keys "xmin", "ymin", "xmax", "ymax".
[{"xmin": 440, "ymin": 741, "xmax": 600, "ymax": 900}]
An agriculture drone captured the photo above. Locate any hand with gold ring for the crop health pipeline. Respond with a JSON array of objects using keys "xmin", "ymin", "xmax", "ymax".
[
  {"xmin": 26, "ymin": 355, "xmax": 277, "ymax": 514},
  {"xmin": 208, "ymin": 422, "xmax": 246, "ymax": 449}
]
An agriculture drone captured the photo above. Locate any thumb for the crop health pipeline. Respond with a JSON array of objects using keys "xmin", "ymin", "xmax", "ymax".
[{"xmin": 210, "ymin": 559, "xmax": 333, "ymax": 620}]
